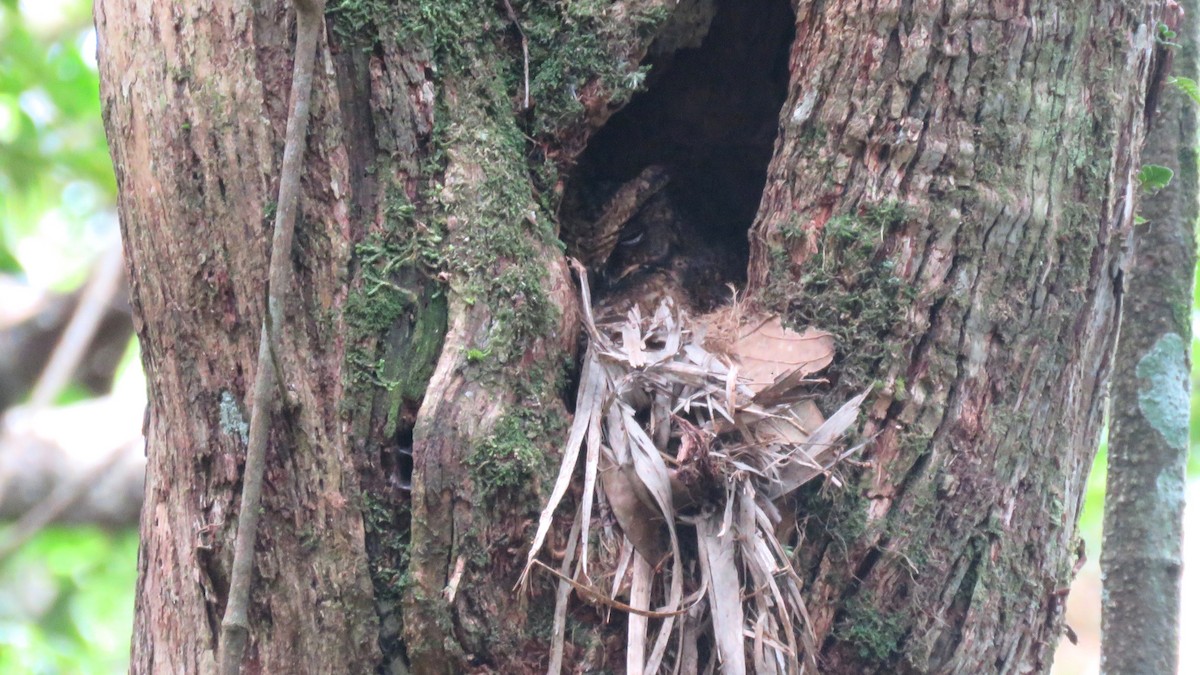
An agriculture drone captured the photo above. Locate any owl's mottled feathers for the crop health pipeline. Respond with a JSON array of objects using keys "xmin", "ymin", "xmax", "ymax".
[
  {"xmin": 569, "ymin": 165, "xmax": 744, "ymax": 318},
  {"xmin": 565, "ymin": 165, "xmax": 671, "ymax": 269}
]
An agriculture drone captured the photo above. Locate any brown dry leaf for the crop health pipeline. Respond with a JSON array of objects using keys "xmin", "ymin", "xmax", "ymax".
[
  {"xmin": 731, "ymin": 317, "xmax": 834, "ymax": 395},
  {"xmin": 748, "ymin": 399, "xmax": 825, "ymax": 446},
  {"xmin": 600, "ymin": 457, "xmax": 668, "ymax": 564}
]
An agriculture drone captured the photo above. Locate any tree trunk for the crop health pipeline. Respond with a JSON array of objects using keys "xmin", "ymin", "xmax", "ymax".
[
  {"xmin": 1101, "ymin": 1, "xmax": 1196, "ymax": 671},
  {"xmin": 96, "ymin": 0, "xmax": 1166, "ymax": 673}
]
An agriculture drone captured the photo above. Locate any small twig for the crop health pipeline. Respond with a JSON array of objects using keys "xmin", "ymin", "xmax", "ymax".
[
  {"xmin": 532, "ymin": 559, "xmax": 695, "ymax": 618},
  {"xmin": 217, "ymin": 1, "xmax": 326, "ymax": 673},
  {"xmin": 501, "ymin": 0, "xmax": 530, "ymax": 109}
]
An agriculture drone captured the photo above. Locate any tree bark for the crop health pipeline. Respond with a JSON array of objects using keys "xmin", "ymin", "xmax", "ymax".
[
  {"xmin": 96, "ymin": 0, "xmax": 1167, "ymax": 673},
  {"xmin": 1101, "ymin": 3, "xmax": 1196, "ymax": 671}
]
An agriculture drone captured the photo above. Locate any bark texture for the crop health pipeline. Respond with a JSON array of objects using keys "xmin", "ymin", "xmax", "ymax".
[
  {"xmin": 1101, "ymin": 4, "xmax": 1196, "ymax": 672},
  {"xmin": 742, "ymin": 1, "xmax": 1163, "ymax": 672},
  {"xmin": 97, "ymin": 0, "xmax": 1168, "ymax": 673},
  {"xmin": 97, "ymin": 2, "xmax": 384, "ymax": 672}
]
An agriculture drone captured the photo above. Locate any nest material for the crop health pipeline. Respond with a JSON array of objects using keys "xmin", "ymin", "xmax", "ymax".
[{"xmin": 522, "ymin": 261, "xmax": 868, "ymax": 675}]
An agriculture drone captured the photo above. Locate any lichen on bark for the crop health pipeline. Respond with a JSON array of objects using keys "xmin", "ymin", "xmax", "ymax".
[{"xmin": 1135, "ymin": 332, "xmax": 1189, "ymax": 451}]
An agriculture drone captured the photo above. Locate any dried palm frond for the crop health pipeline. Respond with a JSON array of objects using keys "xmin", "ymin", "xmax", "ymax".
[{"xmin": 522, "ymin": 260, "xmax": 869, "ymax": 674}]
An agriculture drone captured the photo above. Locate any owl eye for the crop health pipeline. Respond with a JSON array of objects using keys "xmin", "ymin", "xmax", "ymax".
[{"xmin": 618, "ymin": 230, "xmax": 645, "ymax": 246}]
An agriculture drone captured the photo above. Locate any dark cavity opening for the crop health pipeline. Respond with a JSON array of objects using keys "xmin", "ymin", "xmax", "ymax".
[{"xmin": 560, "ymin": 0, "xmax": 794, "ymax": 313}]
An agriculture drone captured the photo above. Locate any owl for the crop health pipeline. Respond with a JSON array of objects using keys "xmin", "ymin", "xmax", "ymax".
[
  {"xmin": 569, "ymin": 164, "xmax": 744, "ymax": 318},
  {"xmin": 596, "ymin": 257, "xmax": 691, "ymax": 320},
  {"xmin": 600, "ymin": 187, "xmax": 681, "ymax": 284},
  {"xmin": 563, "ymin": 165, "xmax": 671, "ymax": 270}
]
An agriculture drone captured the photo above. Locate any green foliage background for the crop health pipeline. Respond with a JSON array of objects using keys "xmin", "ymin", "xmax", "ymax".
[
  {"xmin": 0, "ymin": 0, "xmax": 1194, "ymax": 672},
  {"xmin": 1, "ymin": 1, "xmax": 135, "ymax": 672},
  {"xmin": 0, "ymin": 0, "xmax": 115, "ymax": 288},
  {"xmin": 0, "ymin": 528, "xmax": 137, "ymax": 673}
]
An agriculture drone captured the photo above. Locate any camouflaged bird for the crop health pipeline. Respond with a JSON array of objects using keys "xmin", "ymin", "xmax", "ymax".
[
  {"xmin": 599, "ymin": 243, "xmax": 741, "ymax": 318},
  {"xmin": 601, "ymin": 183, "xmax": 681, "ymax": 284},
  {"xmin": 562, "ymin": 165, "xmax": 671, "ymax": 270},
  {"xmin": 566, "ymin": 164, "xmax": 744, "ymax": 318}
]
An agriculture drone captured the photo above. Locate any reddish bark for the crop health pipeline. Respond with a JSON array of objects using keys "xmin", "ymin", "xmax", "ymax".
[{"xmin": 97, "ymin": 0, "xmax": 1165, "ymax": 672}]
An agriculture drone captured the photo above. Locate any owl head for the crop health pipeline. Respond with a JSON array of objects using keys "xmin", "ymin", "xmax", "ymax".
[{"xmin": 601, "ymin": 190, "xmax": 681, "ymax": 284}]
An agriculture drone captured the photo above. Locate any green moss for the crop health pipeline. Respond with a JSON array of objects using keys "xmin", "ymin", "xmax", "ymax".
[
  {"xmin": 795, "ymin": 122, "xmax": 828, "ymax": 146},
  {"xmin": 360, "ymin": 489, "xmax": 412, "ymax": 614},
  {"xmin": 835, "ymin": 595, "xmax": 907, "ymax": 664},
  {"xmin": 349, "ymin": 0, "xmax": 669, "ymax": 138},
  {"xmin": 422, "ymin": 81, "xmax": 562, "ymax": 367},
  {"xmin": 357, "ymin": 485, "xmax": 415, "ymax": 662},
  {"xmin": 792, "ymin": 482, "xmax": 872, "ymax": 559},
  {"xmin": 862, "ymin": 199, "xmax": 908, "ymax": 237},
  {"xmin": 399, "ymin": 2, "xmax": 489, "ymax": 68},
  {"xmin": 298, "ymin": 525, "xmax": 320, "ymax": 553},
  {"xmin": 769, "ymin": 201, "xmax": 914, "ymax": 392},
  {"xmin": 778, "ymin": 215, "xmax": 806, "ymax": 244},
  {"xmin": 514, "ymin": 0, "xmax": 668, "ymax": 136},
  {"xmin": 468, "ymin": 404, "xmax": 566, "ymax": 506},
  {"xmin": 361, "ymin": 493, "xmax": 413, "ymax": 609},
  {"xmin": 1171, "ymin": 295, "xmax": 1190, "ymax": 336},
  {"xmin": 326, "ymin": 0, "xmax": 404, "ymax": 45},
  {"xmin": 385, "ymin": 291, "xmax": 449, "ymax": 438},
  {"xmin": 343, "ymin": 180, "xmax": 449, "ymax": 424}
]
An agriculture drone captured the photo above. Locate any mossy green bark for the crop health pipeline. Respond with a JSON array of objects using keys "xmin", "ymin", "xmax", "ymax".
[{"xmin": 341, "ymin": 2, "xmax": 682, "ymax": 671}]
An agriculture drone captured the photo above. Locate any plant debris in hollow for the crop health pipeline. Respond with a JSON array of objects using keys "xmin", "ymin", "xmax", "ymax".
[{"xmin": 522, "ymin": 260, "xmax": 869, "ymax": 674}]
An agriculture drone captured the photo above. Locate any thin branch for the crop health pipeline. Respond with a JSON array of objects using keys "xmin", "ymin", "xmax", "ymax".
[
  {"xmin": 1101, "ymin": 2, "xmax": 1195, "ymax": 671},
  {"xmin": 217, "ymin": 1, "xmax": 326, "ymax": 673},
  {"xmin": 28, "ymin": 238, "xmax": 126, "ymax": 410},
  {"xmin": 0, "ymin": 440, "xmax": 132, "ymax": 561}
]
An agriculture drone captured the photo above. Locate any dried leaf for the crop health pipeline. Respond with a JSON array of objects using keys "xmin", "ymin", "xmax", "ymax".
[
  {"xmin": 627, "ymin": 554, "xmax": 652, "ymax": 675},
  {"xmin": 519, "ymin": 352, "xmax": 604, "ymax": 586},
  {"xmin": 749, "ymin": 399, "xmax": 824, "ymax": 446},
  {"xmin": 622, "ymin": 305, "xmax": 647, "ymax": 368},
  {"xmin": 697, "ymin": 514, "xmax": 746, "ymax": 675},
  {"xmin": 577, "ymin": 367, "xmax": 606, "ymax": 577},
  {"xmin": 731, "ymin": 317, "xmax": 834, "ymax": 395},
  {"xmin": 600, "ymin": 456, "xmax": 668, "ymax": 564},
  {"xmin": 765, "ymin": 389, "xmax": 870, "ymax": 499},
  {"xmin": 547, "ymin": 511, "xmax": 582, "ymax": 675},
  {"xmin": 610, "ymin": 539, "xmax": 634, "ymax": 606}
]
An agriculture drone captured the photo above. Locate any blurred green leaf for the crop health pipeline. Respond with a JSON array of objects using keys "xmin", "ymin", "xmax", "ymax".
[
  {"xmin": 1, "ymin": 0, "xmax": 115, "ymax": 287},
  {"xmin": 0, "ymin": 527, "xmax": 136, "ymax": 674},
  {"xmin": 1137, "ymin": 164, "xmax": 1174, "ymax": 193},
  {"xmin": 0, "ymin": 237, "xmax": 20, "ymax": 273},
  {"xmin": 1170, "ymin": 75, "xmax": 1200, "ymax": 106}
]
